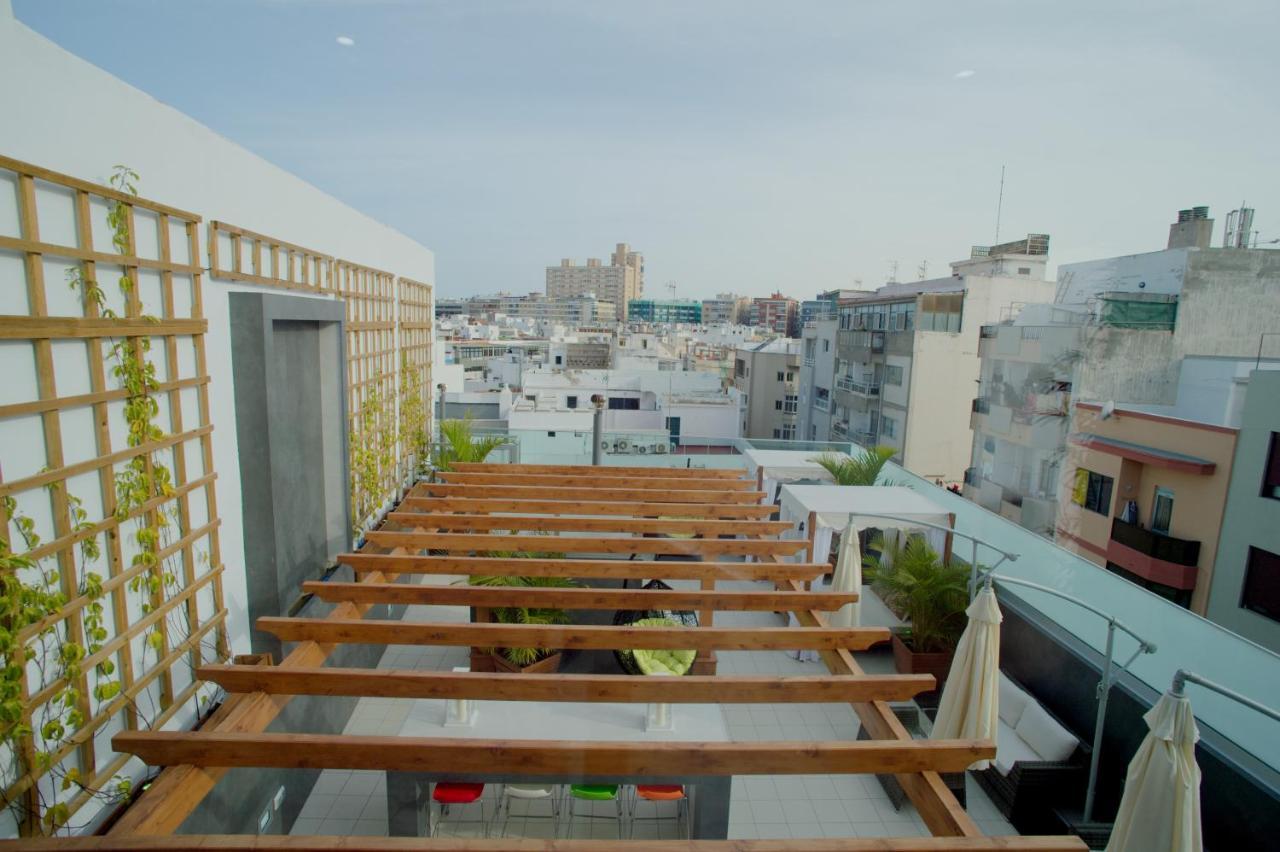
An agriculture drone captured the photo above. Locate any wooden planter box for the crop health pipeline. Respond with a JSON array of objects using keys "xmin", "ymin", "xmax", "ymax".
[
  {"xmin": 491, "ymin": 651, "xmax": 562, "ymax": 674},
  {"xmin": 890, "ymin": 630, "xmax": 955, "ymax": 690}
]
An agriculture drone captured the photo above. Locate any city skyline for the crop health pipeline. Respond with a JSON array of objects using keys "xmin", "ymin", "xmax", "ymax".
[{"xmin": 13, "ymin": 0, "xmax": 1280, "ymax": 299}]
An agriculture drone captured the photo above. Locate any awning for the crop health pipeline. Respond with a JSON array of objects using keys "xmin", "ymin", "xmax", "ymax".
[
  {"xmin": 778, "ymin": 484, "xmax": 953, "ymax": 561},
  {"xmin": 1069, "ymin": 433, "xmax": 1216, "ymax": 475}
]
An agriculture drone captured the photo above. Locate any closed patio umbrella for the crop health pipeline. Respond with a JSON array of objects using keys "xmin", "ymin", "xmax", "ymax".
[
  {"xmin": 828, "ymin": 520, "xmax": 861, "ymax": 629},
  {"xmin": 1105, "ymin": 690, "xmax": 1202, "ymax": 852},
  {"xmin": 931, "ymin": 584, "xmax": 1001, "ymax": 770}
]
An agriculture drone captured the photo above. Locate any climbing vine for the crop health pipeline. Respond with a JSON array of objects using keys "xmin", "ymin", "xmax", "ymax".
[
  {"xmin": 399, "ymin": 353, "xmax": 429, "ymax": 479},
  {"xmin": 0, "ymin": 166, "xmax": 219, "ymax": 834},
  {"xmin": 349, "ymin": 384, "xmax": 396, "ymax": 536}
]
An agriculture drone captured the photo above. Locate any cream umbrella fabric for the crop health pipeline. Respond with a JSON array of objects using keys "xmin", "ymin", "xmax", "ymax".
[
  {"xmin": 1105, "ymin": 691, "xmax": 1203, "ymax": 852},
  {"xmin": 931, "ymin": 585, "xmax": 1002, "ymax": 770},
  {"xmin": 828, "ymin": 521, "xmax": 862, "ymax": 629}
]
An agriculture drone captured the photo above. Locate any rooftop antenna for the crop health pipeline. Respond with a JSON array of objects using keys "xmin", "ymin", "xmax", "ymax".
[
  {"xmin": 888, "ymin": 261, "xmax": 899, "ymax": 283},
  {"xmin": 665, "ymin": 280, "xmax": 677, "ymax": 299},
  {"xmin": 917, "ymin": 261, "xmax": 928, "ymax": 280},
  {"xmin": 993, "ymin": 164, "xmax": 1006, "ymax": 243}
]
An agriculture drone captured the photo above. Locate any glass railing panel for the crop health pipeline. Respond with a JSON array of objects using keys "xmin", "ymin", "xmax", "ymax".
[{"xmin": 865, "ymin": 452, "xmax": 1280, "ymax": 770}]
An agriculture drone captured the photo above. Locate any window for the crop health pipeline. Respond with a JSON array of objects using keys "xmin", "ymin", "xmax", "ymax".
[
  {"xmin": 882, "ymin": 416, "xmax": 897, "ymax": 439},
  {"xmin": 547, "ymin": 431, "xmax": 556, "ymax": 437},
  {"xmin": 774, "ymin": 424, "xmax": 796, "ymax": 440},
  {"xmin": 1242, "ymin": 546, "xmax": 1280, "ymax": 624},
  {"xmin": 1071, "ymin": 469, "xmax": 1114, "ymax": 515},
  {"xmin": 786, "ymin": 371, "xmax": 795, "ymax": 382},
  {"xmin": 734, "ymin": 359, "xmax": 746, "ymax": 378},
  {"xmin": 1263, "ymin": 432, "xmax": 1280, "ymax": 500},
  {"xmin": 1018, "ymin": 267, "xmax": 1032, "ymax": 276},
  {"xmin": 608, "ymin": 397, "xmax": 640, "ymax": 410},
  {"xmin": 1151, "ymin": 487, "xmax": 1174, "ymax": 534},
  {"xmin": 783, "ymin": 394, "xmax": 798, "ymax": 414},
  {"xmin": 554, "ymin": 354, "xmax": 563, "ymax": 365},
  {"xmin": 777, "ymin": 371, "xmax": 785, "ymax": 382},
  {"xmin": 566, "ymin": 395, "xmax": 578, "ymax": 409},
  {"xmin": 885, "ymin": 365, "xmax": 903, "ymax": 386}
]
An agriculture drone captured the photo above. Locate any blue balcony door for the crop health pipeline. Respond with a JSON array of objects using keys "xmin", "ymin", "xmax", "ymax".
[
  {"xmin": 1151, "ymin": 487, "xmax": 1174, "ymax": 535},
  {"xmin": 666, "ymin": 416, "xmax": 681, "ymax": 447}
]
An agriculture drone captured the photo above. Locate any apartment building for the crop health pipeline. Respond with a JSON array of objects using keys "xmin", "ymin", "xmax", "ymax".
[
  {"xmin": 435, "ymin": 292, "xmax": 616, "ymax": 325},
  {"xmin": 749, "ymin": 292, "xmax": 800, "ymax": 337},
  {"xmin": 1208, "ymin": 370, "xmax": 1280, "ymax": 652},
  {"xmin": 546, "ymin": 242, "xmax": 644, "ymax": 312},
  {"xmin": 702, "ymin": 293, "xmax": 751, "ymax": 325},
  {"xmin": 968, "ymin": 209, "xmax": 1280, "ymax": 537},
  {"xmin": 798, "ymin": 317, "xmax": 838, "ymax": 442},
  {"xmin": 627, "ymin": 298, "xmax": 703, "ymax": 324},
  {"xmin": 831, "ymin": 235, "xmax": 1055, "ymax": 481},
  {"xmin": 733, "ymin": 338, "xmax": 801, "ymax": 439}
]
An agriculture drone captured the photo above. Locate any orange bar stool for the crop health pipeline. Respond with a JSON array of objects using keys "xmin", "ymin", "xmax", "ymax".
[
  {"xmin": 628, "ymin": 784, "xmax": 688, "ymax": 838},
  {"xmin": 430, "ymin": 781, "xmax": 487, "ymax": 837}
]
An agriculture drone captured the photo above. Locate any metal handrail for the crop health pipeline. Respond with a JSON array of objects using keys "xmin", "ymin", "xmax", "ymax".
[{"xmin": 980, "ymin": 569, "xmax": 1157, "ymax": 824}]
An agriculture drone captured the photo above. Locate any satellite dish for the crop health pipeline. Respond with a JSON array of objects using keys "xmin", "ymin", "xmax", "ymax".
[{"xmin": 1100, "ymin": 401, "xmax": 1116, "ymax": 420}]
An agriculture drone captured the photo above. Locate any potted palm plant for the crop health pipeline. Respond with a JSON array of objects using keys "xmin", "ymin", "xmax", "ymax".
[
  {"xmin": 467, "ymin": 574, "xmax": 576, "ymax": 673},
  {"xmin": 865, "ymin": 536, "xmax": 968, "ymax": 688},
  {"xmin": 432, "ymin": 418, "xmax": 511, "ymax": 472},
  {"xmin": 811, "ymin": 445, "xmax": 897, "ymax": 485}
]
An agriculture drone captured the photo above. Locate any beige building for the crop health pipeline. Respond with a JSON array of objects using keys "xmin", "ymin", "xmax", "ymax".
[
  {"xmin": 1056, "ymin": 402, "xmax": 1239, "ymax": 615},
  {"xmin": 546, "ymin": 242, "xmax": 644, "ymax": 312},
  {"xmin": 733, "ymin": 339, "xmax": 801, "ymax": 440},
  {"xmin": 832, "ymin": 236, "xmax": 1056, "ymax": 482}
]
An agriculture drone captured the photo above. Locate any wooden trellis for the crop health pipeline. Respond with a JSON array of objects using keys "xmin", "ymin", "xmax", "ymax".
[
  {"xmin": 328, "ymin": 260, "xmax": 398, "ymax": 529},
  {"xmin": 395, "ymin": 276, "xmax": 432, "ymax": 485},
  {"xmin": 0, "ymin": 155, "xmax": 229, "ymax": 834},
  {"xmin": 206, "ymin": 221, "xmax": 333, "ymax": 292}
]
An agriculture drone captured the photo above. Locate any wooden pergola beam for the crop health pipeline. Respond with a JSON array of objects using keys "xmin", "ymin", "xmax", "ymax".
[
  {"xmin": 385, "ymin": 511, "xmax": 792, "ymax": 537},
  {"xmin": 197, "ymin": 666, "xmax": 936, "ymax": 703},
  {"xmin": 437, "ymin": 471, "xmax": 759, "ymax": 491},
  {"xmin": 113, "ymin": 731, "xmax": 995, "ymax": 775},
  {"xmin": 362, "ymin": 530, "xmax": 806, "ymax": 557},
  {"xmin": 401, "ymin": 495, "xmax": 778, "ymax": 518},
  {"xmin": 452, "ymin": 461, "xmax": 746, "ymax": 479},
  {"xmin": 256, "ymin": 618, "xmax": 890, "ymax": 651},
  {"xmin": 301, "ymin": 581, "xmax": 857, "ymax": 612},
  {"xmin": 339, "ymin": 553, "xmax": 830, "ymax": 581},
  {"xmin": 414, "ymin": 483, "xmax": 767, "ymax": 504},
  {"xmin": 5, "ymin": 835, "xmax": 1089, "ymax": 850}
]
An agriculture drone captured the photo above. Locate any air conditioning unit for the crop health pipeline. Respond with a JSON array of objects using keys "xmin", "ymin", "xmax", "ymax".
[
  {"xmin": 655, "ymin": 443, "xmax": 669, "ymax": 454},
  {"xmin": 600, "ymin": 440, "xmax": 610, "ymax": 450},
  {"xmin": 616, "ymin": 439, "xmax": 630, "ymax": 453},
  {"xmin": 637, "ymin": 444, "xmax": 648, "ymax": 454}
]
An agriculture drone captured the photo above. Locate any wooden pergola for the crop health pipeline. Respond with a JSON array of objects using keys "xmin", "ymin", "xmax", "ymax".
[{"xmin": 16, "ymin": 463, "xmax": 1083, "ymax": 851}]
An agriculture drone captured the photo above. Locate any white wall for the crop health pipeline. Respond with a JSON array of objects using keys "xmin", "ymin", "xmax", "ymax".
[{"xmin": 0, "ymin": 15, "xmax": 435, "ymax": 664}]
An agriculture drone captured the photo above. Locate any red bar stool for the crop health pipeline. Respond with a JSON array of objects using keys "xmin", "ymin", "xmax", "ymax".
[
  {"xmin": 430, "ymin": 782, "xmax": 487, "ymax": 837},
  {"xmin": 628, "ymin": 784, "xmax": 688, "ymax": 838}
]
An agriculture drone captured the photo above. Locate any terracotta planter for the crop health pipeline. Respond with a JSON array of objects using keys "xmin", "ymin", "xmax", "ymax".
[
  {"xmin": 491, "ymin": 650, "xmax": 562, "ymax": 674},
  {"xmin": 890, "ymin": 630, "xmax": 955, "ymax": 689}
]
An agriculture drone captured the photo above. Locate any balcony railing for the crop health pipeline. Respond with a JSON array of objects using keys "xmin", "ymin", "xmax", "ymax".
[
  {"xmin": 814, "ymin": 396, "xmax": 830, "ymax": 412},
  {"xmin": 837, "ymin": 375, "xmax": 880, "ymax": 396},
  {"xmin": 1110, "ymin": 518, "xmax": 1201, "ymax": 567},
  {"xmin": 979, "ymin": 325, "xmax": 998, "ymax": 339},
  {"xmin": 971, "ymin": 397, "xmax": 990, "ymax": 414},
  {"xmin": 803, "ymin": 356, "xmax": 816, "ymax": 366},
  {"xmin": 854, "ymin": 429, "xmax": 878, "ymax": 445},
  {"xmin": 964, "ymin": 466, "xmax": 981, "ymax": 486},
  {"xmin": 831, "ymin": 421, "xmax": 850, "ymax": 438}
]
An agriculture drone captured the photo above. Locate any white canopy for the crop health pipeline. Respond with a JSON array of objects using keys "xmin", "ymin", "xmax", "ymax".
[
  {"xmin": 742, "ymin": 448, "xmax": 846, "ymax": 503},
  {"xmin": 779, "ymin": 485, "xmax": 953, "ymax": 562}
]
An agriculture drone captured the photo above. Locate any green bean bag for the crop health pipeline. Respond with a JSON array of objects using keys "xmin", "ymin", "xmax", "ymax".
[{"xmin": 629, "ymin": 617, "xmax": 696, "ymax": 676}]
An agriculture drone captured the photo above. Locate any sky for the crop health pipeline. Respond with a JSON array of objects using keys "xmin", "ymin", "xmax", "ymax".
[{"xmin": 14, "ymin": 0, "xmax": 1280, "ymax": 300}]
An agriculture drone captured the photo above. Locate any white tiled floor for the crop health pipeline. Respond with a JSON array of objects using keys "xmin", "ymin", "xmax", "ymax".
[{"xmin": 289, "ymin": 579, "xmax": 1016, "ymax": 840}]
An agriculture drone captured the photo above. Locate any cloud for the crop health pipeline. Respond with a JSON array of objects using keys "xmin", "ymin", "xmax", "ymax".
[
  {"xmin": 953, "ymin": 69, "xmax": 975, "ymax": 79},
  {"xmin": 336, "ymin": 35, "xmax": 356, "ymax": 46}
]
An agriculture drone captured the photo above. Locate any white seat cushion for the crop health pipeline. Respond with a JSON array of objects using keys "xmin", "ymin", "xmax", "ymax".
[
  {"xmin": 994, "ymin": 720, "xmax": 1043, "ymax": 775},
  {"xmin": 504, "ymin": 784, "xmax": 556, "ymax": 799},
  {"xmin": 1015, "ymin": 701, "xmax": 1079, "ymax": 763},
  {"xmin": 998, "ymin": 673, "xmax": 1032, "ymax": 727}
]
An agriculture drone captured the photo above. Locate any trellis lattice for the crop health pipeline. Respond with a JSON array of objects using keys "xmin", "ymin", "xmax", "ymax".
[
  {"xmin": 396, "ymin": 277, "xmax": 433, "ymax": 484},
  {"xmin": 0, "ymin": 156, "xmax": 229, "ymax": 834},
  {"xmin": 207, "ymin": 221, "xmax": 333, "ymax": 293},
  {"xmin": 328, "ymin": 260, "xmax": 398, "ymax": 530}
]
